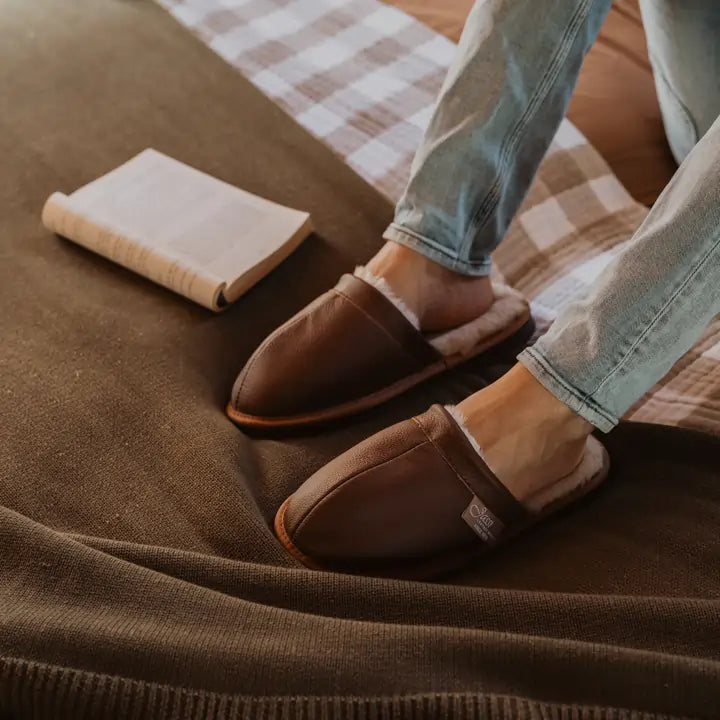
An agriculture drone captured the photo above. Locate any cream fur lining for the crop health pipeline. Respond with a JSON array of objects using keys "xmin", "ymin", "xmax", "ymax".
[
  {"xmin": 444, "ymin": 405, "xmax": 485, "ymax": 458},
  {"xmin": 353, "ymin": 266, "xmax": 420, "ymax": 328},
  {"xmin": 444, "ymin": 405, "xmax": 607, "ymax": 515},
  {"xmin": 353, "ymin": 266, "xmax": 528, "ymax": 358},
  {"xmin": 522, "ymin": 435, "xmax": 607, "ymax": 514}
]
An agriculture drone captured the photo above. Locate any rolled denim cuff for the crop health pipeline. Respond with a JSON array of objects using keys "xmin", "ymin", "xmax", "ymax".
[
  {"xmin": 518, "ymin": 346, "xmax": 619, "ymax": 433},
  {"xmin": 383, "ymin": 223, "xmax": 492, "ymax": 278}
]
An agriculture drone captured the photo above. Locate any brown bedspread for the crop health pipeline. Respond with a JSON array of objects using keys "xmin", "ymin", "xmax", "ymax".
[
  {"xmin": 386, "ymin": 0, "xmax": 678, "ymax": 206},
  {"xmin": 1, "ymin": 1, "xmax": 719, "ymax": 717}
]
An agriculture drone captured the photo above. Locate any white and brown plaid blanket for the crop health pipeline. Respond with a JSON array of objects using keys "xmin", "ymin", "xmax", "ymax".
[{"xmin": 159, "ymin": 0, "xmax": 720, "ymax": 434}]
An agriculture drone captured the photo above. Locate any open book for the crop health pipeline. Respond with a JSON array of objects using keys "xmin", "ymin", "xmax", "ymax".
[{"xmin": 41, "ymin": 149, "xmax": 312, "ymax": 310}]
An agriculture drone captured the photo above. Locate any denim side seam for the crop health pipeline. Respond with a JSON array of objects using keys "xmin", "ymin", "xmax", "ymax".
[
  {"xmin": 650, "ymin": 51, "xmax": 699, "ymax": 142},
  {"xmin": 518, "ymin": 346, "xmax": 618, "ymax": 432},
  {"xmin": 460, "ymin": 0, "xmax": 599, "ymax": 260},
  {"xmin": 589, "ymin": 234, "xmax": 720, "ymax": 400},
  {"xmin": 648, "ymin": 49, "xmax": 700, "ymax": 164}
]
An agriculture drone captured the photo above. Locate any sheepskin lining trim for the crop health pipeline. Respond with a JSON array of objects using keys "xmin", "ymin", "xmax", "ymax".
[
  {"xmin": 353, "ymin": 266, "xmax": 528, "ymax": 358},
  {"xmin": 444, "ymin": 404, "xmax": 485, "ymax": 459},
  {"xmin": 353, "ymin": 266, "xmax": 420, "ymax": 329},
  {"xmin": 445, "ymin": 403, "xmax": 607, "ymax": 515},
  {"xmin": 522, "ymin": 435, "xmax": 606, "ymax": 513}
]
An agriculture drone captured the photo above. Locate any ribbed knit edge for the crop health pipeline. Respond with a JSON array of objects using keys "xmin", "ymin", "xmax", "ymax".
[{"xmin": 0, "ymin": 657, "xmax": 689, "ymax": 720}]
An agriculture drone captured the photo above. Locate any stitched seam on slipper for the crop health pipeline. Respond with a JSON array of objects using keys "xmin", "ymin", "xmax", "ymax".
[
  {"xmin": 412, "ymin": 417, "xmax": 520, "ymax": 523},
  {"xmin": 276, "ymin": 501, "xmax": 318, "ymax": 568},
  {"xmin": 232, "ymin": 294, "xmax": 333, "ymax": 405},
  {"xmin": 334, "ymin": 290, "xmax": 436, "ymax": 366},
  {"xmin": 292, "ymin": 440, "xmax": 429, "ymax": 540}
]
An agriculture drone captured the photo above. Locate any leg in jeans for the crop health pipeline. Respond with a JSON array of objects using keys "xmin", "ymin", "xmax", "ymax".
[
  {"xmin": 518, "ymin": 0, "xmax": 720, "ymax": 431},
  {"xmin": 639, "ymin": 0, "xmax": 720, "ymax": 165},
  {"xmin": 383, "ymin": 0, "xmax": 613, "ymax": 275},
  {"xmin": 273, "ymin": 3, "xmax": 720, "ymax": 568},
  {"xmin": 369, "ymin": 0, "xmax": 719, "ymax": 499},
  {"xmin": 366, "ymin": 0, "xmax": 612, "ymax": 337}
]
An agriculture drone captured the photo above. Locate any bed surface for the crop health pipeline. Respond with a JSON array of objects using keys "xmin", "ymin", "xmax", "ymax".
[{"xmin": 1, "ymin": 1, "xmax": 719, "ymax": 717}]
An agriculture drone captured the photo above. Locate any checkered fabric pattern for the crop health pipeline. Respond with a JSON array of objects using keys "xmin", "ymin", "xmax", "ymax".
[
  {"xmin": 158, "ymin": 0, "xmax": 720, "ymax": 434},
  {"xmin": 160, "ymin": 0, "xmax": 456, "ymax": 200}
]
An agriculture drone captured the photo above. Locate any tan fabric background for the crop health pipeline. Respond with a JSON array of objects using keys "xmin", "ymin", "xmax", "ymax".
[
  {"xmin": 385, "ymin": 0, "xmax": 677, "ymax": 206},
  {"xmin": 1, "ymin": 1, "xmax": 719, "ymax": 717}
]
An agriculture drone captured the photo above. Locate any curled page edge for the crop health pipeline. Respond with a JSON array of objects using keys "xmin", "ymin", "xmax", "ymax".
[{"xmin": 41, "ymin": 192, "xmax": 225, "ymax": 312}]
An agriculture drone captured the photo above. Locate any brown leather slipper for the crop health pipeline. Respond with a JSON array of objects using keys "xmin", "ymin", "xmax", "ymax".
[
  {"xmin": 273, "ymin": 404, "xmax": 610, "ymax": 580},
  {"xmin": 227, "ymin": 272, "xmax": 532, "ymax": 430}
]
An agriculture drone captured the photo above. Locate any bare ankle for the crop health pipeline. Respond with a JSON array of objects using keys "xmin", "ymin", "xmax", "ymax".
[
  {"xmin": 366, "ymin": 242, "xmax": 494, "ymax": 332},
  {"xmin": 457, "ymin": 365, "xmax": 593, "ymax": 501},
  {"xmin": 464, "ymin": 365, "xmax": 590, "ymax": 432}
]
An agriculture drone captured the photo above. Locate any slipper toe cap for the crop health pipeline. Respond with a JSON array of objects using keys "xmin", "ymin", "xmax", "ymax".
[
  {"xmin": 278, "ymin": 416, "xmax": 476, "ymax": 564},
  {"xmin": 230, "ymin": 282, "xmax": 438, "ymax": 422}
]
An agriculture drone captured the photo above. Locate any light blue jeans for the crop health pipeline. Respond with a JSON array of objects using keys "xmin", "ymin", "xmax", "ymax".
[{"xmin": 384, "ymin": 0, "xmax": 720, "ymax": 432}]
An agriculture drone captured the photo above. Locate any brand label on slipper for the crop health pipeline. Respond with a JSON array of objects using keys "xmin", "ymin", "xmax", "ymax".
[{"xmin": 461, "ymin": 496, "xmax": 504, "ymax": 545}]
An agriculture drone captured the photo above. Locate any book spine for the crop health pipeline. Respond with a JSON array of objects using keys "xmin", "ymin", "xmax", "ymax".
[{"xmin": 41, "ymin": 193, "xmax": 225, "ymax": 311}]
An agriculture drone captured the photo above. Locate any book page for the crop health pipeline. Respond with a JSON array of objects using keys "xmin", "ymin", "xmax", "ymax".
[
  {"xmin": 42, "ymin": 193, "xmax": 225, "ymax": 310},
  {"xmin": 42, "ymin": 149, "xmax": 311, "ymax": 309}
]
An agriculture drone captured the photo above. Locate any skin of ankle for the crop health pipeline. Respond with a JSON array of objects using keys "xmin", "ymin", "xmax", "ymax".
[
  {"xmin": 467, "ymin": 365, "xmax": 592, "ymax": 437},
  {"xmin": 366, "ymin": 242, "xmax": 426, "ymax": 310},
  {"xmin": 458, "ymin": 365, "xmax": 593, "ymax": 500},
  {"xmin": 366, "ymin": 242, "xmax": 494, "ymax": 331}
]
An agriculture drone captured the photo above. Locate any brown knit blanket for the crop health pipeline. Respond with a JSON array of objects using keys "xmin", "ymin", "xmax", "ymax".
[{"xmin": 1, "ymin": 1, "xmax": 719, "ymax": 717}]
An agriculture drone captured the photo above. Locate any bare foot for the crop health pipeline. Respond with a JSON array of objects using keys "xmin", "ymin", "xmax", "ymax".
[
  {"xmin": 365, "ymin": 241, "xmax": 494, "ymax": 333},
  {"xmin": 457, "ymin": 364, "xmax": 593, "ymax": 503}
]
